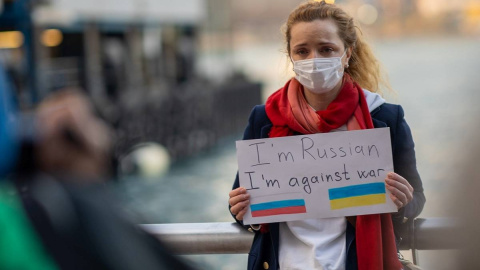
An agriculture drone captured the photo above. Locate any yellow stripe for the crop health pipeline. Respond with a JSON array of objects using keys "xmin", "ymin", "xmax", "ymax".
[{"xmin": 330, "ymin": 194, "xmax": 386, "ymax": 210}]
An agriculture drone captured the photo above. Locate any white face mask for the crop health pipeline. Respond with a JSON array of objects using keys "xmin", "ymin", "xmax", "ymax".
[{"xmin": 292, "ymin": 50, "xmax": 347, "ymax": 94}]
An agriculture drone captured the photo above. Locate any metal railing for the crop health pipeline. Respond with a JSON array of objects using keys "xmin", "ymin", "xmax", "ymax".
[{"xmin": 141, "ymin": 217, "xmax": 460, "ymax": 265}]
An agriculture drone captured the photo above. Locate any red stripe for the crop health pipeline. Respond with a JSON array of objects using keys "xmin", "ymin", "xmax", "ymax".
[{"xmin": 251, "ymin": 206, "xmax": 307, "ymax": 217}]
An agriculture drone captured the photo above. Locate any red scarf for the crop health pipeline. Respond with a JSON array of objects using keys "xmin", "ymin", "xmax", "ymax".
[{"xmin": 264, "ymin": 76, "xmax": 402, "ymax": 270}]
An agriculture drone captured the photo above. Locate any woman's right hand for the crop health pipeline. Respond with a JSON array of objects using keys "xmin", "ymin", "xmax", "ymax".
[{"xmin": 229, "ymin": 187, "xmax": 250, "ymax": 220}]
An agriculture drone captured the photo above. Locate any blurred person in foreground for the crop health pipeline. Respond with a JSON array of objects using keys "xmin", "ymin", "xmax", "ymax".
[
  {"xmin": 228, "ymin": 1, "xmax": 425, "ymax": 269},
  {"xmin": 450, "ymin": 127, "xmax": 480, "ymax": 269},
  {"xmin": 0, "ymin": 66, "xmax": 194, "ymax": 269}
]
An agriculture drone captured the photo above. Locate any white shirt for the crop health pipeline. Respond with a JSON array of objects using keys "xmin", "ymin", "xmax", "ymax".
[
  {"xmin": 279, "ymin": 125, "xmax": 348, "ymax": 270},
  {"xmin": 278, "ymin": 89, "xmax": 385, "ymax": 270}
]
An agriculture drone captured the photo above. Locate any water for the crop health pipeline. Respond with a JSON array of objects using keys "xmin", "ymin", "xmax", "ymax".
[
  {"xmin": 116, "ymin": 136, "xmax": 239, "ymax": 224},
  {"xmin": 115, "ymin": 136, "xmax": 246, "ymax": 269},
  {"xmin": 115, "ymin": 37, "xmax": 480, "ymax": 269}
]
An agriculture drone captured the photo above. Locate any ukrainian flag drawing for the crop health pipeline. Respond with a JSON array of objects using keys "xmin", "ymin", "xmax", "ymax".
[
  {"xmin": 251, "ymin": 199, "xmax": 307, "ymax": 217},
  {"xmin": 328, "ymin": 182, "xmax": 386, "ymax": 210}
]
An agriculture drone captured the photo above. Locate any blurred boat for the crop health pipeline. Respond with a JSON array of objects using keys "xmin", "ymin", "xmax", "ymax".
[{"xmin": 0, "ymin": 0, "xmax": 262, "ymax": 161}]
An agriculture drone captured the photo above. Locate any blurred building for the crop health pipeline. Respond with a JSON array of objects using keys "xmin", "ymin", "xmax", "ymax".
[
  {"xmin": 0, "ymin": 0, "xmax": 262, "ymax": 160},
  {"xmin": 1, "ymin": 0, "xmax": 205, "ymax": 105}
]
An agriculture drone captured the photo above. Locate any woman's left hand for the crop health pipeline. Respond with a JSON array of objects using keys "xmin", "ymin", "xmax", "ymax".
[{"xmin": 385, "ymin": 172, "xmax": 414, "ymax": 210}]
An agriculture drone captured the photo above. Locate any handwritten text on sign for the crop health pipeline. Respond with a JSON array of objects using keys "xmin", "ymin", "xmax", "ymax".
[{"xmin": 236, "ymin": 128, "xmax": 397, "ymax": 225}]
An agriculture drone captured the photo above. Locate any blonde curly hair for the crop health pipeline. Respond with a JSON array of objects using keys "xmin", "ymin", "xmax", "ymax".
[{"xmin": 284, "ymin": 1, "xmax": 391, "ymax": 94}]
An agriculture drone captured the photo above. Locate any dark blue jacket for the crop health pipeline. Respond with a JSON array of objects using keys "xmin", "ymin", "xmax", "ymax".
[{"xmin": 231, "ymin": 103, "xmax": 425, "ymax": 270}]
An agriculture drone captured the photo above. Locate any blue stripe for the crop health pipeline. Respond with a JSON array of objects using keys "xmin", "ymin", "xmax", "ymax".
[
  {"xmin": 328, "ymin": 182, "xmax": 385, "ymax": 200},
  {"xmin": 251, "ymin": 199, "xmax": 305, "ymax": 212}
]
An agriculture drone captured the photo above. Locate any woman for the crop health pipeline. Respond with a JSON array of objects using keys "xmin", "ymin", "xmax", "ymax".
[{"xmin": 229, "ymin": 1, "xmax": 425, "ymax": 270}]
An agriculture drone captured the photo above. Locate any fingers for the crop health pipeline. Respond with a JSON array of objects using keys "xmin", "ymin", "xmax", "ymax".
[
  {"xmin": 389, "ymin": 193, "xmax": 404, "ymax": 209},
  {"xmin": 235, "ymin": 206, "xmax": 248, "ymax": 221},
  {"xmin": 229, "ymin": 187, "xmax": 250, "ymax": 220},
  {"xmin": 229, "ymin": 187, "xmax": 248, "ymax": 206},
  {"xmin": 229, "ymin": 192, "xmax": 250, "ymax": 208},
  {"xmin": 387, "ymin": 185, "xmax": 406, "ymax": 209},
  {"xmin": 229, "ymin": 199, "xmax": 250, "ymax": 220},
  {"xmin": 385, "ymin": 172, "xmax": 414, "ymax": 209},
  {"xmin": 229, "ymin": 187, "xmax": 247, "ymax": 200},
  {"xmin": 386, "ymin": 181, "xmax": 409, "ymax": 203},
  {"xmin": 387, "ymin": 172, "xmax": 413, "ymax": 192}
]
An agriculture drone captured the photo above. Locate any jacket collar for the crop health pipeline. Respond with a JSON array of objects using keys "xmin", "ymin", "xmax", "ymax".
[
  {"xmin": 370, "ymin": 106, "xmax": 388, "ymax": 128},
  {"xmin": 261, "ymin": 124, "xmax": 273, "ymax": 138}
]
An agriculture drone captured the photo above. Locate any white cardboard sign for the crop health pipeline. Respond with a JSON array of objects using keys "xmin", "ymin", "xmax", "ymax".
[{"xmin": 235, "ymin": 128, "xmax": 397, "ymax": 225}]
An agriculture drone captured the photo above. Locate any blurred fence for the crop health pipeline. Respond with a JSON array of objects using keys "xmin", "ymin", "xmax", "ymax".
[{"xmin": 114, "ymin": 79, "xmax": 262, "ymax": 160}]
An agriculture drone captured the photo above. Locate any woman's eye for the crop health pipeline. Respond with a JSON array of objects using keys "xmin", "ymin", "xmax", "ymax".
[{"xmin": 296, "ymin": 49, "xmax": 308, "ymax": 55}]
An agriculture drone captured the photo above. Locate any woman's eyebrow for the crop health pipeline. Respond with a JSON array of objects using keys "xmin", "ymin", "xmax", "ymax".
[
  {"xmin": 292, "ymin": 41, "xmax": 337, "ymax": 48},
  {"xmin": 318, "ymin": 42, "xmax": 335, "ymax": 45},
  {"xmin": 292, "ymin": 42, "xmax": 308, "ymax": 49}
]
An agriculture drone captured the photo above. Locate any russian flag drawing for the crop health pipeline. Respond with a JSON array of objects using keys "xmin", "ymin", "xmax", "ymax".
[
  {"xmin": 250, "ymin": 199, "xmax": 307, "ymax": 217},
  {"xmin": 328, "ymin": 182, "xmax": 386, "ymax": 210}
]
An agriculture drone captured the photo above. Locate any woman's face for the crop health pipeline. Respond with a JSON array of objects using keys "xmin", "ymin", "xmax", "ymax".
[{"xmin": 289, "ymin": 19, "xmax": 351, "ymax": 66}]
